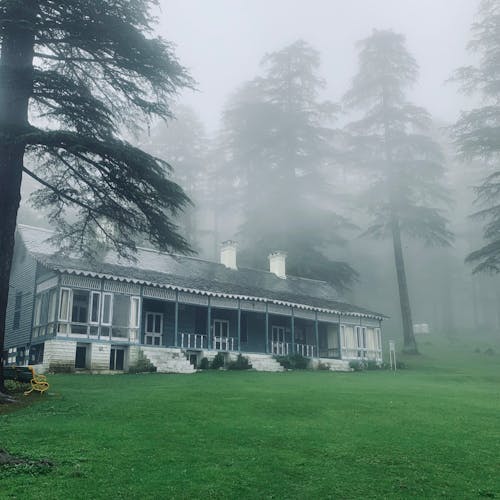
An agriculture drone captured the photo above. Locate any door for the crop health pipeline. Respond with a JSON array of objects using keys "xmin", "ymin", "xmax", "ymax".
[
  {"xmin": 75, "ymin": 346, "xmax": 87, "ymax": 369},
  {"xmin": 109, "ymin": 347, "xmax": 125, "ymax": 370},
  {"xmin": 271, "ymin": 326, "xmax": 286, "ymax": 354},
  {"xmin": 213, "ymin": 319, "xmax": 229, "ymax": 350},
  {"xmin": 145, "ymin": 312, "xmax": 163, "ymax": 346}
]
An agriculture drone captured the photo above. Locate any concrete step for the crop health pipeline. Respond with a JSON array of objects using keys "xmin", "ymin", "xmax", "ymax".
[{"xmin": 141, "ymin": 347, "xmax": 195, "ymax": 374}]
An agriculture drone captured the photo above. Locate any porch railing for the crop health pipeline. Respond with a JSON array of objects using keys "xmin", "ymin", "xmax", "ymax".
[
  {"xmin": 213, "ymin": 336, "xmax": 236, "ymax": 351},
  {"xmin": 319, "ymin": 347, "xmax": 341, "ymax": 359},
  {"xmin": 295, "ymin": 343, "xmax": 315, "ymax": 358},
  {"xmin": 341, "ymin": 347, "xmax": 382, "ymax": 361},
  {"xmin": 179, "ymin": 333, "xmax": 207, "ymax": 349},
  {"xmin": 271, "ymin": 341, "xmax": 290, "ymax": 356}
]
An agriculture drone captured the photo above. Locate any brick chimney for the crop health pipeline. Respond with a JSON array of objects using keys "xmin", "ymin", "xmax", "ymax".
[
  {"xmin": 220, "ymin": 240, "xmax": 237, "ymax": 270},
  {"xmin": 268, "ymin": 251, "xmax": 287, "ymax": 279}
]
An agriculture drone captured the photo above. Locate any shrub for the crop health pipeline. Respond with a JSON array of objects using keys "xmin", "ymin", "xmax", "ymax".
[
  {"xmin": 227, "ymin": 354, "xmax": 252, "ymax": 370},
  {"xmin": 4, "ymin": 380, "xmax": 30, "ymax": 394},
  {"xmin": 484, "ymin": 347, "xmax": 495, "ymax": 356},
  {"xmin": 199, "ymin": 357, "xmax": 210, "ymax": 370},
  {"xmin": 275, "ymin": 353, "xmax": 309, "ymax": 370},
  {"xmin": 211, "ymin": 352, "xmax": 225, "ymax": 369},
  {"xmin": 366, "ymin": 360, "xmax": 380, "ymax": 370},
  {"xmin": 317, "ymin": 362, "xmax": 331, "ymax": 371},
  {"xmin": 49, "ymin": 363, "xmax": 74, "ymax": 374},
  {"xmin": 129, "ymin": 351, "xmax": 157, "ymax": 374},
  {"xmin": 474, "ymin": 347, "xmax": 481, "ymax": 354},
  {"xmin": 349, "ymin": 360, "xmax": 366, "ymax": 371}
]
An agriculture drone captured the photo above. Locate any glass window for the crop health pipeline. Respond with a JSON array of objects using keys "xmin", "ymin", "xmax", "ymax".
[
  {"xmin": 59, "ymin": 288, "xmax": 71, "ymax": 321},
  {"xmin": 112, "ymin": 294, "xmax": 130, "ymax": 328},
  {"xmin": 72, "ymin": 290, "xmax": 89, "ymax": 323},
  {"xmin": 101, "ymin": 293, "xmax": 112, "ymax": 325},
  {"xmin": 90, "ymin": 292, "xmax": 101, "ymax": 324},
  {"xmin": 130, "ymin": 297, "xmax": 140, "ymax": 328}
]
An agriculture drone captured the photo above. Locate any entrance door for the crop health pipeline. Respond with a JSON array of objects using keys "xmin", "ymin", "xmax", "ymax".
[
  {"xmin": 145, "ymin": 312, "xmax": 163, "ymax": 346},
  {"xmin": 109, "ymin": 347, "xmax": 125, "ymax": 370},
  {"xmin": 271, "ymin": 326, "xmax": 286, "ymax": 354},
  {"xmin": 213, "ymin": 319, "xmax": 229, "ymax": 350},
  {"xmin": 75, "ymin": 346, "xmax": 87, "ymax": 369}
]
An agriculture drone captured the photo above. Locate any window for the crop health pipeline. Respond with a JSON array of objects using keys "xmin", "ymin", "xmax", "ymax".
[
  {"xmin": 129, "ymin": 297, "xmax": 140, "ymax": 342},
  {"xmin": 72, "ymin": 290, "xmax": 89, "ymax": 323},
  {"xmin": 13, "ymin": 291, "xmax": 22, "ymax": 330},
  {"xmin": 90, "ymin": 292, "xmax": 101, "ymax": 324},
  {"xmin": 101, "ymin": 293, "xmax": 113, "ymax": 326},
  {"xmin": 145, "ymin": 312, "xmax": 163, "ymax": 346},
  {"xmin": 59, "ymin": 288, "xmax": 71, "ymax": 321}
]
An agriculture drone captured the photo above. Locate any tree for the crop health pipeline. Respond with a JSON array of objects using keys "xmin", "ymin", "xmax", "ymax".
[
  {"xmin": 139, "ymin": 105, "xmax": 208, "ymax": 251},
  {"xmin": 453, "ymin": 0, "xmax": 500, "ymax": 274},
  {"xmin": 0, "ymin": 0, "xmax": 193, "ymax": 394},
  {"xmin": 220, "ymin": 40, "xmax": 357, "ymax": 290},
  {"xmin": 344, "ymin": 30, "xmax": 453, "ymax": 353}
]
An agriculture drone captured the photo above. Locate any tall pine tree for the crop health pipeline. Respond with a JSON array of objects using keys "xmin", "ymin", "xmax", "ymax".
[
  {"xmin": 221, "ymin": 40, "xmax": 356, "ymax": 290},
  {"xmin": 344, "ymin": 30, "xmax": 453, "ymax": 353},
  {"xmin": 0, "ymin": 0, "xmax": 193, "ymax": 394},
  {"xmin": 453, "ymin": 0, "xmax": 500, "ymax": 274}
]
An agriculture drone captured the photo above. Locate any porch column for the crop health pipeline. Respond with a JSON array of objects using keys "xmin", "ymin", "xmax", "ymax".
[
  {"xmin": 265, "ymin": 303, "xmax": 269, "ymax": 354},
  {"xmin": 207, "ymin": 297, "xmax": 212, "ymax": 349},
  {"xmin": 237, "ymin": 299, "xmax": 241, "ymax": 352},
  {"xmin": 174, "ymin": 290, "xmax": 179, "ymax": 347},
  {"xmin": 315, "ymin": 311, "xmax": 319, "ymax": 358},
  {"xmin": 291, "ymin": 308, "xmax": 295, "ymax": 355}
]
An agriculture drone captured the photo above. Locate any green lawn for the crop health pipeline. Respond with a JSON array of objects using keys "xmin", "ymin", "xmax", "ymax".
[{"xmin": 1, "ymin": 338, "xmax": 500, "ymax": 499}]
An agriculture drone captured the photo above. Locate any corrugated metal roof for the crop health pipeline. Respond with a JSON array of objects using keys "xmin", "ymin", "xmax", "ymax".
[{"xmin": 18, "ymin": 225, "xmax": 386, "ymax": 320}]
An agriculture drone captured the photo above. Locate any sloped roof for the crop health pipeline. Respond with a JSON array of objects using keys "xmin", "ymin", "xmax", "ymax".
[{"xmin": 17, "ymin": 225, "xmax": 385, "ymax": 320}]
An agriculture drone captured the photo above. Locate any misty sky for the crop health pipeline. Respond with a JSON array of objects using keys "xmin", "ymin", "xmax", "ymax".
[{"xmin": 158, "ymin": 0, "xmax": 478, "ymax": 132}]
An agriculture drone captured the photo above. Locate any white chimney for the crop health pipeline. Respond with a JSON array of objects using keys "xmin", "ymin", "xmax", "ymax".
[
  {"xmin": 220, "ymin": 240, "xmax": 237, "ymax": 270},
  {"xmin": 268, "ymin": 251, "xmax": 287, "ymax": 279}
]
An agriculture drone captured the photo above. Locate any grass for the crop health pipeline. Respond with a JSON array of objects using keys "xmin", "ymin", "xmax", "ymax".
[{"xmin": 1, "ymin": 337, "xmax": 499, "ymax": 499}]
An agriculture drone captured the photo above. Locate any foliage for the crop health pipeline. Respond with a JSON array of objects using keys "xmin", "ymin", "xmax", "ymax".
[
  {"xmin": 4, "ymin": 380, "xmax": 30, "ymax": 394},
  {"xmin": 219, "ymin": 40, "xmax": 357, "ymax": 289},
  {"xmin": 452, "ymin": 0, "xmax": 500, "ymax": 274},
  {"xmin": 227, "ymin": 354, "xmax": 252, "ymax": 371},
  {"xmin": 48, "ymin": 363, "xmax": 74, "ymax": 374},
  {"xmin": 0, "ymin": 0, "xmax": 194, "ymax": 258},
  {"xmin": 128, "ymin": 351, "xmax": 157, "ymax": 374},
  {"xmin": 210, "ymin": 352, "xmax": 225, "ymax": 370},
  {"xmin": 198, "ymin": 357, "xmax": 210, "ymax": 370},
  {"xmin": 343, "ymin": 30, "xmax": 453, "ymax": 353},
  {"xmin": 275, "ymin": 353, "xmax": 309, "ymax": 370}
]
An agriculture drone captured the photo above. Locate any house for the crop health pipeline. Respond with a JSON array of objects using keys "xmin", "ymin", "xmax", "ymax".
[{"xmin": 4, "ymin": 225, "xmax": 385, "ymax": 373}]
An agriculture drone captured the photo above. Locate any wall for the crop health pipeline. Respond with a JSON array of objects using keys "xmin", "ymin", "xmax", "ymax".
[{"xmin": 5, "ymin": 236, "xmax": 38, "ymax": 349}]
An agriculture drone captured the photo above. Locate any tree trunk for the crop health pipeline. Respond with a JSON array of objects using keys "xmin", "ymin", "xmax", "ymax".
[
  {"xmin": 390, "ymin": 214, "xmax": 418, "ymax": 354},
  {"xmin": 0, "ymin": 2, "xmax": 36, "ymax": 393}
]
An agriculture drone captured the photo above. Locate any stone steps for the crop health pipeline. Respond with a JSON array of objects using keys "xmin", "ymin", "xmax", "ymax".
[
  {"xmin": 141, "ymin": 347, "xmax": 195, "ymax": 374},
  {"xmin": 245, "ymin": 353, "xmax": 285, "ymax": 372}
]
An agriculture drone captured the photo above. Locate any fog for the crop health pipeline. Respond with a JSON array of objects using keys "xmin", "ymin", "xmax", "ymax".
[
  {"xmin": 16, "ymin": 0, "xmax": 500, "ymax": 345},
  {"xmin": 159, "ymin": 0, "xmax": 477, "ymax": 131}
]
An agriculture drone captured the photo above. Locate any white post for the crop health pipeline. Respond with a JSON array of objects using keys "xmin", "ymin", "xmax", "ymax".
[{"xmin": 389, "ymin": 340, "xmax": 396, "ymax": 373}]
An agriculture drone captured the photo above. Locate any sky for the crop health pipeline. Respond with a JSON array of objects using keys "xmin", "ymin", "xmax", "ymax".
[{"xmin": 157, "ymin": 0, "xmax": 478, "ymax": 133}]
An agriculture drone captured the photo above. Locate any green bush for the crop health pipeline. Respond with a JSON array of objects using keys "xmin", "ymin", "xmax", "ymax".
[
  {"xmin": 129, "ymin": 351, "xmax": 157, "ymax": 373},
  {"xmin": 227, "ymin": 354, "xmax": 252, "ymax": 370},
  {"xmin": 211, "ymin": 352, "xmax": 225, "ymax": 369},
  {"xmin": 349, "ymin": 360, "xmax": 366, "ymax": 371},
  {"xmin": 199, "ymin": 357, "xmax": 210, "ymax": 370},
  {"xmin": 275, "ymin": 353, "xmax": 309, "ymax": 370},
  {"xmin": 5, "ymin": 379, "xmax": 30, "ymax": 393},
  {"xmin": 316, "ymin": 362, "xmax": 331, "ymax": 371}
]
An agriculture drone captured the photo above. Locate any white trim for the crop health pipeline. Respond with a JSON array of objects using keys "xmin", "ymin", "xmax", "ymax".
[
  {"xmin": 89, "ymin": 291, "xmax": 101, "ymax": 325},
  {"xmin": 101, "ymin": 293, "xmax": 113, "ymax": 326},
  {"xmin": 52, "ymin": 269, "xmax": 384, "ymax": 321}
]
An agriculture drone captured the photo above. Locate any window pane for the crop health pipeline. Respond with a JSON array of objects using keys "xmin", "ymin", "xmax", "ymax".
[
  {"xmin": 72, "ymin": 290, "xmax": 89, "ymax": 323},
  {"xmin": 112, "ymin": 294, "xmax": 130, "ymax": 328},
  {"xmin": 146, "ymin": 314, "xmax": 153, "ymax": 333},
  {"xmin": 154, "ymin": 314, "xmax": 161, "ymax": 334},
  {"xmin": 91, "ymin": 293, "xmax": 100, "ymax": 323},
  {"xmin": 59, "ymin": 289, "xmax": 70, "ymax": 321},
  {"xmin": 102, "ymin": 294, "xmax": 112, "ymax": 325},
  {"xmin": 130, "ymin": 298, "xmax": 139, "ymax": 328}
]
